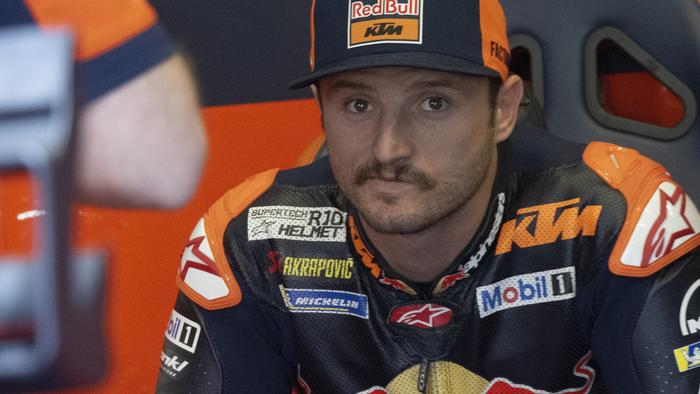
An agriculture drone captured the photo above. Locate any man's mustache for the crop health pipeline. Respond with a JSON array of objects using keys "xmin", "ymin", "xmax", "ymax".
[{"xmin": 354, "ymin": 161, "xmax": 435, "ymax": 191}]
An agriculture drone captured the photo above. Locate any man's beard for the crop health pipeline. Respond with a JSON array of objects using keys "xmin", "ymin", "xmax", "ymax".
[{"xmin": 335, "ymin": 143, "xmax": 493, "ymax": 235}]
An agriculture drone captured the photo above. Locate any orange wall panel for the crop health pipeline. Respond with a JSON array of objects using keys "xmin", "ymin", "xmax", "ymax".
[{"xmin": 38, "ymin": 99, "xmax": 324, "ymax": 393}]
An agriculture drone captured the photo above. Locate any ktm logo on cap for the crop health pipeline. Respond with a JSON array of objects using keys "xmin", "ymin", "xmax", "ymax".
[{"xmin": 348, "ymin": 0, "xmax": 423, "ymax": 48}]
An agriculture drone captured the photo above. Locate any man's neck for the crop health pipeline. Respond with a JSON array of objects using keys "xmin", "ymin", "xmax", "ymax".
[{"xmin": 360, "ymin": 155, "xmax": 498, "ymax": 283}]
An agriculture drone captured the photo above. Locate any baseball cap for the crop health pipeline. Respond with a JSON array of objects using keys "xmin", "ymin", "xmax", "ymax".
[{"xmin": 288, "ymin": 0, "xmax": 510, "ymax": 89}]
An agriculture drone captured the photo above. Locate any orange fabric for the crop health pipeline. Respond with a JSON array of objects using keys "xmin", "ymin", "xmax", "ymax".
[
  {"xmin": 24, "ymin": 0, "xmax": 157, "ymax": 61},
  {"xmin": 603, "ymin": 71, "xmax": 684, "ymax": 128},
  {"xmin": 0, "ymin": 99, "xmax": 325, "ymax": 393},
  {"xmin": 0, "ymin": 171, "xmax": 36, "ymax": 255},
  {"xmin": 309, "ymin": 0, "xmax": 317, "ymax": 70},
  {"xmin": 495, "ymin": 198, "xmax": 602, "ymax": 255},
  {"xmin": 348, "ymin": 215, "xmax": 382, "ymax": 278},
  {"xmin": 479, "ymin": 0, "xmax": 509, "ymax": 81},
  {"xmin": 583, "ymin": 141, "xmax": 699, "ymax": 277},
  {"xmin": 176, "ymin": 169, "xmax": 279, "ymax": 310},
  {"xmin": 295, "ymin": 133, "xmax": 326, "ymax": 167}
]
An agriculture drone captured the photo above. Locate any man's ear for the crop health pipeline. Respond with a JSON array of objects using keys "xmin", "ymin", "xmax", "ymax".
[
  {"xmin": 493, "ymin": 74, "xmax": 524, "ymax": 143},
  {"xmin": 311, "ymin": 83, "xmax": 321, "ymax": 109}
]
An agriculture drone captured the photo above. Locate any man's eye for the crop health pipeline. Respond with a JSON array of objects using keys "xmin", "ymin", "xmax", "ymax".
[
  {"xmin": 346, "ymin": 99, "xmax": 373, "ymax": 113},
  {"xmin": 420, "ymin": 96, "xmax": 448, "ymax": 111}
]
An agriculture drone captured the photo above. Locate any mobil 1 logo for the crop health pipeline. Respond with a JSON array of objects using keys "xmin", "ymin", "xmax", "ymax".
[
  {"xmin": 165, "ymin": 310, "xmax": 201, "ymax": 353},
  {"xmin": 248, "ymin": 205, "xmax": 347, "ymax": 242},
  {"xmin": 477, "ymin": 267, "xmax": 576, "ymax": 318}
]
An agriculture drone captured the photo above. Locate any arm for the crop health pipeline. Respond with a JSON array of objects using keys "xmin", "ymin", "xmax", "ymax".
[
  {"xmin": 75, "ymin": 52, "xmax": 206, "ymax": 208},
  {"xmin": 156, "ymin": 292, "xmax": 298, "ymax": 393},
  {"xmin": 586, "ymin": 251, "xmax": 700, "ymax": 392},
  {"xmin": 20, "ymin": 0, "xmax": 207, "ymax": 208}
]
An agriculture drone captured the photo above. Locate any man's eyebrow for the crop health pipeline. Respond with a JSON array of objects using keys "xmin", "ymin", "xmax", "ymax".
[
  {"xmin": 406, "ymin": 78, "xmax": 462, "ymax": 92},
  {"xmin": 326, "ymin": 79, "xmax": 375, "ymax": 93}
]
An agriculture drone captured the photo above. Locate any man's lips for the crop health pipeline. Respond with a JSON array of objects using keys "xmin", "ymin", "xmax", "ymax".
[{"xmin": 364, "ymin": 178, "xmax": 416, "ymax": 194}]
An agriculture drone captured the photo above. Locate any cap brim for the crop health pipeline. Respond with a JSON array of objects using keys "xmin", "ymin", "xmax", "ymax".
[{"xmin": 288, "ymin": 52, "xmax": 501, "ymax": 89}]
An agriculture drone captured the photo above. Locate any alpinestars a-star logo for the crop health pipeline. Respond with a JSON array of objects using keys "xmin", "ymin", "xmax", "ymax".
[
  {"xmin": 390, "ymin": 303, "xmax": 453, "ymax": 328},
  {"xmin": 642, "ymin": 185, "xmax": 697, "ymax": 266},
  {"xmin": 621, "ymin": 182, "xmax": 700, "ymax": 268},
  {"xmin": 179, "ymin": 218, "xmax": 230, "ymax": 301}
]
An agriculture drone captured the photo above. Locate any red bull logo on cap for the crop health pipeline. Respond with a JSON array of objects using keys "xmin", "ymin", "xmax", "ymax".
[{"xmin": 348, "ymin": 0, "xmax": 423, "ymax": 48}]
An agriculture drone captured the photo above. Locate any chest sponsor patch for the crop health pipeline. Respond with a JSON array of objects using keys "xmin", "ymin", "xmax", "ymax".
[
  {"xmin": 248, "ymin": 205, "xmax": 347, "ymax": 242},
  {"xmin": 348, "ymin": 0, "xmax": 423, "ymax": 48},
  {"xmin": 280, "ymin": 286, "xmax": 369, "ymax": 319},
  {"xmin": 273, "ymin": 253, "xmax": 355, "ymax": 280},
  {"xmin": 389, "ymin": 303, "xmax": 453, "ymax": 329},
  {"xmin": 674, "ymin": 340, "xmax": 700, "ymax": 372},
  {"xmin": 476, "ymin": 267, "xmax": 576, "ymax": 318},
  {"xmin": 165, "ymin": 310, "xmax": 201, "ymax": 354},
  {"xmin": 495, "ymin": 198, "xmax": 602, "ymax": 255}
]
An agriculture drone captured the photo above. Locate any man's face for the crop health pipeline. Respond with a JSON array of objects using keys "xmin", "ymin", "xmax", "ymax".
[{"xmin": 319, "ymin": 67, "xmax": 499, "ymax": 234}]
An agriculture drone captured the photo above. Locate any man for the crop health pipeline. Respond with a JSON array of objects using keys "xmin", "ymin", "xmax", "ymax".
[
  {"xmin": 157, "ymin": 0, "xmax": 700, "ymax": 392},
  {"xmin": 1, "ymin": 0, "xmax": 206, "ymax": 208}
]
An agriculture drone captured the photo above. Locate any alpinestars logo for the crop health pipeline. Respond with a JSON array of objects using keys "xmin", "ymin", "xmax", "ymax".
[
  {"xmin": 179, "ymin": 218, "xmax": 230, "ymax": 301},
  {"xmin": 389, "ymin": 303, "xmax": 453, "ymax": 328},
  {"xmin": 621, "ymin": 182, "xmax": 700, "ymax": 268}
]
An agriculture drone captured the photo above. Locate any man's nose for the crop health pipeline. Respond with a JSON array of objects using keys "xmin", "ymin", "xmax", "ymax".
[{"xmin": 372, "ymin": 111, "xmax": 413, "ymax": 167}]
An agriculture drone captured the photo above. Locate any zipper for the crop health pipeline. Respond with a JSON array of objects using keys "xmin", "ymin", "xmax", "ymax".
[{"xmin": 418, "ymin": 357, "xmax": 430, "ymax": 393}]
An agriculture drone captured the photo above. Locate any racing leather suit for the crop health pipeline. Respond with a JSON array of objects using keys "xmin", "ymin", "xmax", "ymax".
[{"xmin": 157, "ymin": 125, "xmax": 700, "ymax": 393}]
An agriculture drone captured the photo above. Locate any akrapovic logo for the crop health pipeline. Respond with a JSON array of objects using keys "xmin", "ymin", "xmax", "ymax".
[
  {"xmin": 477, "ymin": 267, "xmax": 576, "ymax": 318},
  {"xmin": 348, "ymin": 0, "xmax": 423, "ymax": 48},
  {"xmin": 248, "ymin": 206, "xmax": 346, "ymax": 242}
]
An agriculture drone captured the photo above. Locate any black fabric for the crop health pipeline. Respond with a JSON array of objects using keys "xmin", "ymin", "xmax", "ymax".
[
  {"xmin": 160, "ymin": 139, "xmax": 700, "ymax": 392},
  {"xmin": 156, "ymin": 293, "xmax": 223, "ymax": 393},
  {"xmin": 275, "ymin": 156, "xmax": 336, "ymax": 187},
  {"xmin": 630, "ymin": 252, "xmax": 700, "ymax": 392}
]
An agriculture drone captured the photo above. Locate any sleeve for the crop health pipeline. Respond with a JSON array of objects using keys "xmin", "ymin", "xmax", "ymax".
[
  {"xmin": 159, "ymin": 171, "xmax": 297, "ymax": 392},
  {"xmin": 156, "ymin": 291, "xmax": 299, "ymax": 393},
  {"xmin": 21, "ymin": 0, "xmax": 174, "ymax": 101},
  {"xmin": 578, "ymin": 250, "xmax": 700, "ymax": 392}
]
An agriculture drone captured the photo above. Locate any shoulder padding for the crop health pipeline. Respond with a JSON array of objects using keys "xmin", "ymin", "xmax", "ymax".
[
  {"xmin": 177, "ymin": 168, "xmax": 278, "ymax": 310},
  {"xmin": 584, "ymin": 142, "xmax": 700, "ymax": 277}
]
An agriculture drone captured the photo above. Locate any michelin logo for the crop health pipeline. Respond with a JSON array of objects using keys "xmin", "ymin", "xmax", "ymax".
[
  {"xmin": 674, "ymin": 340, "xmax": 700, "ymax": 372},
  {"xmin": 281, "ymin": 286, "xmax": 369, "ymax": 319},
  {"xmin": 248, "ymin": 206, "xmax": 346, "ymax": 242},
  {"xmin": 477, "ymin": 267, "xmax": 576, "ymax": 318}
]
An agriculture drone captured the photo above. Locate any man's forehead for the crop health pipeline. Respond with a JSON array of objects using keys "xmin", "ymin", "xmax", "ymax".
[{"xmin": 319, "ymin": 66, "xmax": 486, "ymax": 91}]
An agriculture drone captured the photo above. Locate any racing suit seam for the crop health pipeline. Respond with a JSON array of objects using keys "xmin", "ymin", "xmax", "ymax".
[
  {"xmin": 189, "ymin": 297, "xmax": 225, "ymax": 393},
  {"xmin": 626, "ymin": 275, "xmax": 656, "ymax": 392}
]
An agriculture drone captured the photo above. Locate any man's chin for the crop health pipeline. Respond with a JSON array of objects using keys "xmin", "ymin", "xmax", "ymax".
[{"xmin": 358, "ymin": 206, "xmax": 433, "ymax": 235}]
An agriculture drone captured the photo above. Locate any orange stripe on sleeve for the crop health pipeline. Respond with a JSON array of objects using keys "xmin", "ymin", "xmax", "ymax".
[{"xmin": 24, "ymin": 0, "xmax": 157, "ymax": 61}]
